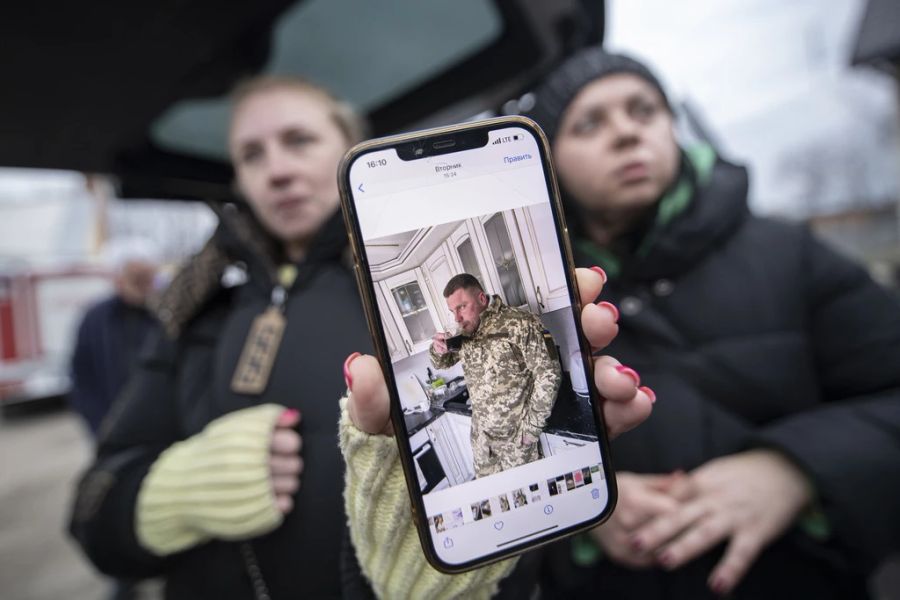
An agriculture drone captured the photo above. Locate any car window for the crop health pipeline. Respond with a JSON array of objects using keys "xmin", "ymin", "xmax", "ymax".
[{"xmin": 152, "ymin": 0, "xmax": 502, "ymax": 161}]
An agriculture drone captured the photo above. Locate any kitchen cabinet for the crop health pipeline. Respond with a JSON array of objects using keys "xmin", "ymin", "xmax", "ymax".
[
  {"xmin": 448, "ymin": 222, "xmax": 493, "ymax": 294},
  {"xmin": 475, "ymin": 211, "xmax": 537, "ymax": 312},
  {"xmin": 425, "ymin": 412, "xmax": 474, "ymax": 485},
  {"xmin": 516, "ymin": 204, "xmax": 570, "ymax": 313},
  {"xmin": 379, "ymin": 268, "xmax": 444, "ymax": 357},
  {"xmin": 374, "ymin": 284, "xmax": 408, "ymax": 362},
  {"xmin": 422, "ymin": 243, "xmax": 456, "ymax": 332},
  {"xmin": 371, "ymin": 207, "xmax": 572, "ymax": 363}
]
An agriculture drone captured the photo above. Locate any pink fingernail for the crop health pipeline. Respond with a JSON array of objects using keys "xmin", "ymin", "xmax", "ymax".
[
  {"xmin": 589, "ymin": 266, "xmax": 608, "ymax": 284},
  {"xmin": 639, "ymin": 385, "xmax": 656, "ymax": 403},
  {"xmin": 710, "ymin": 576, "xmax": 728, "ymax": 596},
  {"xmin": 658, "ymin": 551, "xmax": 675, "ymax": 569},
  {"xmin": 278, "ymin": 408, "xmax": 299, "ymax": 425},
  {"xmin": 343, "ymin": 352, "xmax": 361, "ymax": 390},
  {"xmin": 596, "ymin": 301, "xmax": 619, "ymax": 322},
  {"xmin": 616, "ymin": 365, "xmax": 641, "ymax": 387}
]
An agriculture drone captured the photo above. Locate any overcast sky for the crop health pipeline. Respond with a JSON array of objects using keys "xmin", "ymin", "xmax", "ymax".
[{"xmin": 606, "ymin": 0, "xmax": 900, "ymax": 216}]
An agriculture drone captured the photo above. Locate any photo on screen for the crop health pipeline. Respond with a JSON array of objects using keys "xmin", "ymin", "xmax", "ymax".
[{"xmin": 363, "ymin": 204, "xmax": 601, "ymax": 498}]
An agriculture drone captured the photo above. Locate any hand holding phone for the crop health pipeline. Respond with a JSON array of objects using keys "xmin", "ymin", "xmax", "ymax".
[{"xmin": 340, "ymin": 117, "xmax": 627, "ymax": 572}]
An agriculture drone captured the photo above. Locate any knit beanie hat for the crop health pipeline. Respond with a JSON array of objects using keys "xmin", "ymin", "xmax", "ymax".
[{"xmin": 527, "ymin": 47, "xmax": 671, "ymax": 141}]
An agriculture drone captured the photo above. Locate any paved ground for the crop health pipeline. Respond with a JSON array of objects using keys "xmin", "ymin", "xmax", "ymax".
[
  {"xmin": 0, "ymin": 400, "xmax": 161, "ymax": 600},
  {"xmin": 1, "ymin": 401, "xmax": 897, "ymax": 600}
]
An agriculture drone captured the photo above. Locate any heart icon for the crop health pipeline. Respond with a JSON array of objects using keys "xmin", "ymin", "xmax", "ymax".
[{"xmin": 493, "ymin": 521, "xmax": 504, "ymax": 531}]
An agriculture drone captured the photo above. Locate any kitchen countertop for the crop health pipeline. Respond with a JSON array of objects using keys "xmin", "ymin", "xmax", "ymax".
[
  {"xmin": 403, "ymin": 382, "xmax": 470, "ymax": 436},
  {"xmin": 402, "ymin": 375, "xmax": 600, "ymax": 441}
]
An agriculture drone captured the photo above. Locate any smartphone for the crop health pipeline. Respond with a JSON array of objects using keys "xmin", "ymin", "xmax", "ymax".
[{"xmin": 338, "ymin": 116, "xmax": 616, "ymax": 573}]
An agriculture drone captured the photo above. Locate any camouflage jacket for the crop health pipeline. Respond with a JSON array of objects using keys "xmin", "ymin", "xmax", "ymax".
[{"xmin": 430, "ymin": 295, "xmax": 561, "ymax": 439}]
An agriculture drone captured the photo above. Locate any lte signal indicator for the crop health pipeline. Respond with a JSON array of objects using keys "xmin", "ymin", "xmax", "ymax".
[{"xmin": 493, "ymin": 135, "xmax": 517, "ymax": 145}]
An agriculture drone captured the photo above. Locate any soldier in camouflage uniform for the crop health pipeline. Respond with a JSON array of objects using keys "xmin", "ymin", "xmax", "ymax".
[{"xmin": 431, "ymin": 274, "xmax": 561, "ymax": 477}]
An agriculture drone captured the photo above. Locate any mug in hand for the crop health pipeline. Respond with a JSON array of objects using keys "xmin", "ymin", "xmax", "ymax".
[{"xmin": 446, "ymin": 334, "xmax": 464, "ymax": 352}]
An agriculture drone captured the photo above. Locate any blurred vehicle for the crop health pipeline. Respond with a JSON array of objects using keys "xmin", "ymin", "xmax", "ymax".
[
  {"xmin": 0, "ymin": 263, "xmax": 112, "ymax": 407},
  {"xmin": 3, "ymin": 0, "xmax": 604, "ymax": 201}
]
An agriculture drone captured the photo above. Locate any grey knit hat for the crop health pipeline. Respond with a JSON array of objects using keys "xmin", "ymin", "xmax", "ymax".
[{"xmin": 527, "ymin": 47, "xmax": 670, "ymax": 141}]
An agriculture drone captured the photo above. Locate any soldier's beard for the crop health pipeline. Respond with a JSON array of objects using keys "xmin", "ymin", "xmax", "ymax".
[{"xmin": 460, "ymin": 316, "xmax": 480, "ymax": 335}]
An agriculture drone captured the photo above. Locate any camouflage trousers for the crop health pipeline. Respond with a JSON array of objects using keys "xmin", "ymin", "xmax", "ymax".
[{"xmin": 471, "ymin": 427, "xmax": 541, "ymax": 478}]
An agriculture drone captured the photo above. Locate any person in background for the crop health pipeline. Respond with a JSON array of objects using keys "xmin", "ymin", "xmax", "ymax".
[
  {"xmin": 69, "ymin": 76, "xmax": 373, "ymax": 598},
  {"xmin": 526, "ymin": 47, "xmax": 900, "ymax": 599},
  {"xmin": 69, "ymin": 238, "xmax": 160, "ymax": 437},
  {"xmin": 69, "ymin": 238, "xmax": 161, "ymax": 600}
]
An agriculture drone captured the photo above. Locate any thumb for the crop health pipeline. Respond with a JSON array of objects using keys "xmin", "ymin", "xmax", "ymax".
[{"xmin": 345, "ymin": 353, "xmax": 393, "ymax": 436}]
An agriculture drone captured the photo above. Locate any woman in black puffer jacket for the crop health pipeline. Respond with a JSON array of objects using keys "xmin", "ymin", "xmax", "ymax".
[
  {"xmin": 528, "ymin": 48, "xmax": 900, "ymax": 600},
  {"xmin": 69, "ymin": 76, "xmax": 374, "ymax": 599}
]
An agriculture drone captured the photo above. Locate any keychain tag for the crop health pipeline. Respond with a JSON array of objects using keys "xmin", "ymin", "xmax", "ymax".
[{"xmin": 231, "ymin": 306, "xmax": 286, "ymax": 395}]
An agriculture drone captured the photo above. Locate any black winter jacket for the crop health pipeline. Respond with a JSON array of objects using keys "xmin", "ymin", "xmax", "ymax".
[
  {"xmin": 69, "ymin": 210, "xmax": 372, "ymax": 599},
  {"xmin": 544, "ymin": 158, "xmax": 900, "ymax": 599}
]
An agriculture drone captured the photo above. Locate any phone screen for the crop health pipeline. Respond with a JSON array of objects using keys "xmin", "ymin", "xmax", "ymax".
[{"xmin": 341, "ymin": 118, "xmax": 614, "ymax": 570}]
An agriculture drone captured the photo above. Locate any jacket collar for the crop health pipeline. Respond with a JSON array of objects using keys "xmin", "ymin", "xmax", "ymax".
[
  {"xmin": 151, "ymin": 204, "xmax": 349, "ymax": 338},
  {"xmin": 573, "ymin": 153, "xmax": 750, "ymax": 283}
]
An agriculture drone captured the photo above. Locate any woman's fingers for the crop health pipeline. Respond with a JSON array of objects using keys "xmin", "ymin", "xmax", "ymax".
[
  {"xmin": 574, "ymin": 267, "xmax": 606, "ymax": 306},
  {"xmin": 593, "ymin": 356, "xmax": 654, "ymax": 439},
  {"xmin": 275, "ymin": 494, "xmax": 294, "ymax": 514},
  {"xmin": 270, "ymin": 428, "xmax": 302, "ymax": 455},
  {"xmin": 631, "ymin": 499, "xmax": 709, "ymax": 554},
  {"xmin": 346, "ymin": 353, "xmax": 393, "ymax": 436},
  {"xmin": 576, "ymin": 267, "xmax": 619, "ymax": 351},
  {"xmin": 272, "ymin": 474, "xmax": 300, "ymax": 495},
  {"xmin": 582, "ymin": 302, "xmax": 619, "ymax": 350},
  {"xmin": 655, "ymin": 512, "xmax": 730, "ymax": 571},
  {"xmin": 707, "ymin": 530, "xmax": 764, "ymax": 595},
  {"xmin": 270, "ymin": 454, "xmax": 303, "ymax": 477}
]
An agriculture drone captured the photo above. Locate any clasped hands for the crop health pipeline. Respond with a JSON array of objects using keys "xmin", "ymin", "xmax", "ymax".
[{"xmin": 592, "ymin": 450, "xmax": 814, "ymax": 596}]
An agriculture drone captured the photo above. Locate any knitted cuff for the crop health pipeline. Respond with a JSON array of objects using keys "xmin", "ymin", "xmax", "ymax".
[
  {"xmin": 136, "ymin": 403, "xmax": 286, "ymax": 555},
  {"xmin": 339, "ymin": 395, "xmax": 517, "ymax": 599}
]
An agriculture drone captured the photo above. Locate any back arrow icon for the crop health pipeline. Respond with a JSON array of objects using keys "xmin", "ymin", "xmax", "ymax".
[{"xmin": 358, "ymin": 183, "xmax": 365, "ymax": 193}]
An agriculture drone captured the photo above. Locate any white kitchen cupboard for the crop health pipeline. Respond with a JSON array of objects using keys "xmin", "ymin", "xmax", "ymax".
[
  {"xmin": 379, "ymin": 268, "xmax": 444, "ymax": 356},
  {"xmin": 516, "ymin": 204, "xmax": 569, "ymax": 313},
  {"xmin": 422, "ymin": 243, "xmax": 456, "ymax": 332},
  {"xmin": 426, "ymin": 412, "xmax": 475, "ymax": 485},
  {"xmin": 373, "ymin": 284, "xmax": 408, "ymax": 362}
]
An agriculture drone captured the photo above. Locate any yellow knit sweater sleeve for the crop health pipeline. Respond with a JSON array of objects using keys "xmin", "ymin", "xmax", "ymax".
[
  {"xmin": 136, "ymin": 403, "xmax": 285, "ymax": 555},
  {"xmin": 339, "ymin": 396, "xmax": 517, "ymax": 599}
]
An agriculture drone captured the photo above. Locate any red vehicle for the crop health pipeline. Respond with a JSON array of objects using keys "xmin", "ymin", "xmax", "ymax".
[{"xmin": 0, "ymin": 263, "xmax": 112, "ymax": 406}]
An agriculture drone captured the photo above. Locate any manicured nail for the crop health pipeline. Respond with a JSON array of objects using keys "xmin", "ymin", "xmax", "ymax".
[
  {"xmin": 630, "ymin": 535, "xmax": 644, "ymax": 552},
  {"xmin": 589, "ymin": 266, "xmax": 608, "ymax": 284},
  {"xmin": 343, "ymin": 352, "xmax": 361, "ymax": 390},
  {"xmin": 278, "ymin": 408, "xmax": 300, "ymax": 426},
  {"xmin": 596, "ymin": 301, "xmax": 619, "ymax": 322},
  {"xmin": 709, "ymin": 575, "xmax": 728, "ymax": 596},
  {"xmin": 639, "ymin": 385, "xmax": 656, "ymax": 403},
  {"xmin": 658, "ymin": 550, "xmax": 675, "ymax": 569},
  {"xmin": 616, "ymin": 365, "xmax": 641, "ymax": 387}
]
